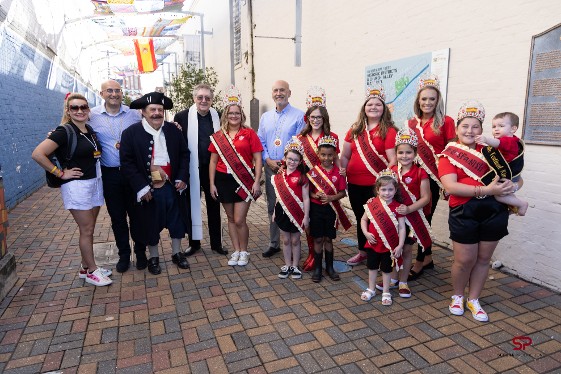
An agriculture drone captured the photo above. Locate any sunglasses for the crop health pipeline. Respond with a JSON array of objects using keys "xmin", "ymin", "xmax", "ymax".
[{"xmin": 68, "ymin": 105, "xmax": 90, "ymax": 112}]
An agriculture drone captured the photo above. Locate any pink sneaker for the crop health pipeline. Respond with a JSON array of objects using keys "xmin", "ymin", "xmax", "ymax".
[
  {"xmin": 79, "ymin": 265, "xmax": 112, "ymax": 279},
  {"xmin": 347, "ymin": 253, "xmax": 367, "ymax": 266},
  {"xmin": 85, "ymin": 268, "xmax": 113, "ymax": 286}
]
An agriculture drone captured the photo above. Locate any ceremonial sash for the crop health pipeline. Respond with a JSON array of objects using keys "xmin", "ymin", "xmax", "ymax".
[
  {"xmin": 364, "ymin": 198, "xmax": 403, "ymax": 271},
  {"xmin": 272, "ymin": 172, "xmax": 305, "ymax": 233},
  {"xmin": 396, "ymin": 165, "xmax": 432, "ymax": 251},
  {"xmin": 210, "ymin": 130, "xmax": 255, "ymax": 202},
  {"xmin": 481, "ymin": 146, "xmax": 512, "ymax": 180},
  {"xmin": 440, "ymin": 143, "xmax": 496, "ymax": 185},
  {"xmin": 307, "ymin": 166, "xmax": 352, "ymax": 231},
  {"xmin": 409, "ymin": 117, "xmax": 443, "ymax": 188},
  {"xmin": 299, "ymin": 134, "xmax": 320, "ymax": 169},
  {"xmin": 355, "ymin": 130, "xmax": 388, "ymax": 178},
  {"xmin": 510, "ymin": 139, "xmax": 525, "ymax": 179}
]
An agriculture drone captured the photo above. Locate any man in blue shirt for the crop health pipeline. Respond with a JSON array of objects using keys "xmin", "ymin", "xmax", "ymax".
[
  {"xmin": 258, "ymin": 80, "xmax": 305, "ymax": 257},
  {"xmin": 90, "ymin": 80, "xmax": 143, "ymax": 273}
]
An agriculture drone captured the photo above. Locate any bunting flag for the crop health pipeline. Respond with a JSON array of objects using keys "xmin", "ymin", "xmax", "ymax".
[{"xmin": 134, "ymin": 38, "xmax": 158, "ymax": 73}]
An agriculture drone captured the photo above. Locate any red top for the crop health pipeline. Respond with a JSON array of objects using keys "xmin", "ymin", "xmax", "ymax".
[
  {"xmin": 344, "ymin": 126, "xmax": 397, "ymax": 185},
  {"xmin": 364, "ymin": 199, "xmax": 403, "ymax": 253},
  {"xmin": 497, "ymin": 135, "xmax": 519, "ymax": 162},
  {"xmin": 438, "ymin": 143, "xmax": 484, "ymax": 207},
  {"xmin": 391, "ymin": 164, "xmax": 431, "ymax": 216},
  {"xmin": 283, "ymin": 169, "xmax": 306, "ymax": 201},
  {"xmin": 209, "ymin": 128, "xmax": 263, "ymax": 174},
  {"xmin": 308, "ymin": 165, "xmax": 347, "ymax": 205},
  {"xmin": 409, "ymin": 115, "xmax": 456, "ymax": 155}
]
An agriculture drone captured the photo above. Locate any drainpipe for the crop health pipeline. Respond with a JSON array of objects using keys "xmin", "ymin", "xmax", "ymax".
[{"xmin": 295, "ymin": 0, "xmax": 301, "ymax": 67}]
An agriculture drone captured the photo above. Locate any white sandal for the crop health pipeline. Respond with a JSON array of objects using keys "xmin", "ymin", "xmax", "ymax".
[
  {"xmin": 382, "ymin": 292, "xmax": 392, "ymax": 306},
  {"xmin": 361, "ymin": 288, "xmax": 376, "ymax": 301}
]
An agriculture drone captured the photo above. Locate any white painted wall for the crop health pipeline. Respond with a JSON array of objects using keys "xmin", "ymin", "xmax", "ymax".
[{"xmin": 198, "ymin": 0, "xmax": 561, "ymax": 290}]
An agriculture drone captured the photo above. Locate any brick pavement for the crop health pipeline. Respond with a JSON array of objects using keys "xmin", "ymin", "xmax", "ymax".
[{"xmin": 1, "ymin": 186, "xmax": 560, "ymax": 373}]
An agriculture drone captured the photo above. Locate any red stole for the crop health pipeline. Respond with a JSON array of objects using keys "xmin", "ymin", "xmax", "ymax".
[
  {"xmin": 355, "ymin": 130, "xmax": 388, "ymax": 178},
  {"xmin": 299, "ymin": 134, "xmax": 320, "ymax": 169},
  {"xmin": 364, "ymin": 198, "xmax": 403, "ymax": 271},
  {"xmin": 409, "ymin": 117, "xmax": 442, "ymax": 188},
  {"xmin": 272, "ymin": 171, "xmax": 305, "ymax": 233},
  {"xmin": 307, "ymin": 165, "xmax": 352, "ymax": 231},
  {"xmin": 396, "ymin": 165, "xmax": 432, "ymax": 251},
  {"xmin": 210, "ymin": 130, "xmax": 256, "ymax": 202},
  {"xmin": 440, "ymin": 143, "xmax": 495, "ymax": 185}
]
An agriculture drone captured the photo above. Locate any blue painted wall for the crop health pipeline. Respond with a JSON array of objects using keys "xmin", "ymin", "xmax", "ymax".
[{"xmin": 0, "ymin": 27, "xmax": 100, "ymax": 209}]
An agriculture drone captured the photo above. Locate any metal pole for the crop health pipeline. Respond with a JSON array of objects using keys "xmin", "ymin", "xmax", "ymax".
[
  {"xmin": 295, "ymin": 0, "xmax": 302, "ymax": 67},
  {"xmin": 200, "ymin": 14, "xmax": 205, "ymax": 70}
]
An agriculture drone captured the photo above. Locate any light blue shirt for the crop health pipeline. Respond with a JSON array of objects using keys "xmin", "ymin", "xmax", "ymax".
[
  {"xmin": 89, "ymin": 104, "xmax": 142, "ymax": 167},
  {"xmin": 258, "ymin": 103, "xmax": 305, "ymax": 162}
]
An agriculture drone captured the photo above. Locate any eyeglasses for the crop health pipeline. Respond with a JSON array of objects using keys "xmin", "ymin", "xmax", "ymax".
[
  {"xmin": 310, "ymin": 116, "xmax": 323, "ymax": 122},
  {"xmin": 68, "ymin": 105, "xmax": 90, "ymax": 112},
  {"xmin": 286, "ymin": 157, "xmax": 300, "ymax": 163},
  {"xmin": 227, "ymin": 112, "xmax": 241, "ymax": 117},
  {"xmin": 103, "ymin": 88, "xmax": 122, "ymax": 94},
  {"xmin": 196, "ymin": 95, "xmax": 212, "ymax": 102}
]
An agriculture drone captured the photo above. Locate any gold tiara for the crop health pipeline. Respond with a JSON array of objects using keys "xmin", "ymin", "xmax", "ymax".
[
  {"xmin": 418, "ymin": 73, "xmax": 440, "ymax": 90},
  {"xmin": 365, "ymin": 84, "xmax": 386, "ymax": 102},
  {"xmin": 395, "ymin": 128, "xmax": 418, "ymax": 147},
  {"xmin": 379, "ymin": 169, "xmax": 397, "ymax": 180},
  {"xmin": 317, "ymin": 135, "xmax": 337, "ymax": 148},
  {"xmin": 457, "ymin": 99, "xmax": 485, "ymax": 123},
  {"xmin": 223, "ymin": 85, "xmax": 242, "ymax": 107},
  {"xmin": 284, "ymin": 136, "xmax": 304, "ymax": 155},
  {"xmin": 306, "ymin": 86, "xmax": 326, "ymax": 108}
]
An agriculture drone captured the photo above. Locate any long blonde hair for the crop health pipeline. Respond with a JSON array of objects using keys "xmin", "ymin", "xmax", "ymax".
[
  {"xmin": 413, "ymin": 87, "xmax": 445, "ymax": 135},
  {"xmin": 61, "ymin": 93, "xmax": 88, "ymax": 125},
  {"xmin": 220, "ymin": 104, "xmax": 248, "ymax": 132},
  {"xmin": 350, "ymin": 97, "xmax": 397, "ymax": 139}
]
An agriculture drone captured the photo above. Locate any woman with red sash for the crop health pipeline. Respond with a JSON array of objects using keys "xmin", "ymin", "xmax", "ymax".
[
  {"xmin": 340, "ymin": 84, "xmax": 398, "ymax": 267},
  {"xmin": 297, "ymin": 87, "xmax": 340, "ymax": 271},
  {"xmin": 209, "ymin": 86, "xmax": 263, "ymax": 267},
  {"xmin": 407, "ymin": 74, "xmax": 456, "ymax": 280},
  {"xmin": 439, "ymin": 100, "xmax": 514, "ymax": 322}
]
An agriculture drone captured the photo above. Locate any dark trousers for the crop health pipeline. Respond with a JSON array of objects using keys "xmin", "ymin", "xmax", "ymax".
[
  {"xmin": 416, "ymin": 177, "xmax": 439, "ymax": 261},
  {"xmin": 348, "ymin": 183, "xmax": 376, "ymax": 252},
  {"xmin": 101, "ymin": 166, "xmax": 145, "ymax": 257},
  {"xmin": 190, "ymin": 164, "xmax": 222, "ymax": 250}
]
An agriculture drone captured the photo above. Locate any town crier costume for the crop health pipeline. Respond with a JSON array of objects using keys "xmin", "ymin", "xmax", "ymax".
[{"xmin": 120, "ymin": 92, "xmax": 191, "ymax": 275}]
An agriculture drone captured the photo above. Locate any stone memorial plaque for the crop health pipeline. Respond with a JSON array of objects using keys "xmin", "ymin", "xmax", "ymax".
[{"xmin": 523, "ymin": 23, "xmax": 561, "ymax": 146}]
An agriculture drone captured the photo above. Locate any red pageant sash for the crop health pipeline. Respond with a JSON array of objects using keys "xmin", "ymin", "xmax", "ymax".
[
  {"xmin": 440, "ymin": 143, "xmax": 495, "ymax": 185},
  {"xmin": 272, "ymin": 172, "xmax": 305, "ymax": 233},
  {"xmin": 355, "ymin": 130, "xmax": 388, "ymax": 178},
  {"xmin": 299, "ymin": 134, "xmax": 320, "ymax": 170},
  {"xmin": 364, "ymin": 198, "xmax": 403, "ymax": 271},
  {"xmin": 408, "ymin": 117, "xmax": 443, "ymax": 188},
  {"xmin": 307, "ymin": 165, "xmax": 352, "ymax": 231},
  {"xmin": 210, "ymin": 130, "xmax": 255, "ymax": 202},
  {"xmin": 396, "ymin": 165, "xmax": 432, "ymax": 251}
]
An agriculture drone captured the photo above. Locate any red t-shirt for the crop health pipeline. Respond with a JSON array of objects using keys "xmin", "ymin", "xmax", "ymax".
[
  {"xmin": 283, "ymin": 169, "xmax": 306, "ymax": 201},
  {"xmin": 391, "ymin": 164, "xmax": 431, "ymax": 217},
  {"xmin": 409, "ymin": 115, "xmax": 456, "ymax": 155},
  {"xmin": 497, "ymin": 135, "xmax": 519, "ymax": 162},
  {"xmin": 344, "ymin": 126, "xmax": 397, "ymax": 185},
  {"xmin": 209, "ymin": 128, "xmax": 263, "ymax": 173},
  {"xmin": 438, "ymin": 143, "xmax": 485, "ymax": 207},
  {"xmin": 308, "ymin": 165, "xmax": 347, "ymax": 205},
  {"xmin": 364, "ymin": 199, "xmax": 403, "ymax": 253}
]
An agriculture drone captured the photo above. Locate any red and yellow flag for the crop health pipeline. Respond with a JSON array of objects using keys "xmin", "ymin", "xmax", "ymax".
[{"xmin": 134, "ymin": 38, "xmax": 158, "ymax": 73}]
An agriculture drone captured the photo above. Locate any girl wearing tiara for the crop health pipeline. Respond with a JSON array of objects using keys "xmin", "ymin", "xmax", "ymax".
[
  {"xmin": 272, "ymin": 138, "xmax": 310, "ymax": 279},
  {"xmin": 359, "ymin": 171, "xmax": 406, "ymax": 305}
]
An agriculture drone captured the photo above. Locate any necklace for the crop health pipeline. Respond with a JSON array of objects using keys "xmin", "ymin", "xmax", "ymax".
[
  {"xmin": 104, "ymin": 113, "xmax": 124, "ymax": 149},
  {"xmin": 273, "ymin": 111, "xmax": 287, "ymax": 147},
  {"xmin": 80, "ymin": 132, "xmax": 101, "ymax": 159}
]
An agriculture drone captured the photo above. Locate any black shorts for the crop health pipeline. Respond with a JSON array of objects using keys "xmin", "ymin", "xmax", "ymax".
[
  {"xmin": 448, "ymin": 196, "xmax": 509, "ymax": 244},
  {"xmin": 274, "ymin": 202, "xmax": 299, "ymax": 233},
  {"xmin": 215, "ymin": 171, "xmax": 244, "ymax": 204},
  {"xmin": 309, "ymin": 203, "xmax": 336, "ymax": 239},
  {"xmin": 366, "ymin": 249, "xmax": 392, "ymax": 273}
]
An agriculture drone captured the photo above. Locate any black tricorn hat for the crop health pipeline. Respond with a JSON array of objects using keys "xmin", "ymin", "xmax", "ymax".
[{"xmin": 130, "ymin": 92, "xmax": 173, "ymax": 110}]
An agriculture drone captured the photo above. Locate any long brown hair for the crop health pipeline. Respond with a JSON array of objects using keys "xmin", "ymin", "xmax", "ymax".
[
  {"xmin": 220, "ymin": 104, "xmax": 249, "ymax": 132},
  {"xmin": 300, "ymin": 106, "xmax": 331, "ymax": 136},
  {"xmin": 61, "ymin": 93, "xmax": 88, "ymax": 125},
  {"xmin": 350, "ymin": 97, "xmax": 397, "ymax": 139},
  {"xmin": 413, "ymin": 87, "xmax": 445, "ymax": 135}
]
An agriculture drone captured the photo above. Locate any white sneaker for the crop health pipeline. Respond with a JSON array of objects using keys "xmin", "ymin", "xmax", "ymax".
[
  {"xmin": 228, "ymin": 251, "xmax": 240, "ymax": 266},
  {"xmin": 237, "ymin": 251, "xmax": 249, "ymax": 266},
  {"xmin": 85, "ymin": 268, "xmax": 113, "ymax": 286},
  {"xmin": 79, "ymin": 265, "xmax": 112, "ymax": 279}
]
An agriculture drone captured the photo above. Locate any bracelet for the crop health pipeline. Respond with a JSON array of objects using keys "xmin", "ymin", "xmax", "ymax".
[
  {"xmin": 57, "ymin": 169, "xmax": 64, "ymax": 178},
  {"xmin": 50, "ymin": 165, "xmax": 58, "ymax": 174},
  {"xmin": 513, "ymin": 182, "xmax": 519, "ymax": 192},
  {"xmin": 475, "ymin": 185, "xmax": 487, "ymax": 199}
]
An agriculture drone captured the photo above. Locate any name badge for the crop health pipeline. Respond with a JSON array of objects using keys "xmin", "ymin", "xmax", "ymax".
[{"xmin": 93, "ymin": 150, "xmax": 102, "ymax": 159}]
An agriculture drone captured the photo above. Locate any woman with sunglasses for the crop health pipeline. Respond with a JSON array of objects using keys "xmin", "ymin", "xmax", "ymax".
[{"xmin": 32, "ymin": 93, "xmax": 111, "ymax": 287}]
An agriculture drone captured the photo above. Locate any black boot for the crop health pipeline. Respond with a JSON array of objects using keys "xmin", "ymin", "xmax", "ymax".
[
  {"xmin": 325, "ymin": 251, "xmax": 340, "ymax": 281},
  {"xmin": 312, "ymin": 252, "xmax": 323, "ymax": 283}
]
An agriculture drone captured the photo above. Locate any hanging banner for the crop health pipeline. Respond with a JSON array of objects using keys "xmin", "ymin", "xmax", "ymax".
[{"xmin": 134, "ymin": 37, "xmax": 158, "ymax": 73}]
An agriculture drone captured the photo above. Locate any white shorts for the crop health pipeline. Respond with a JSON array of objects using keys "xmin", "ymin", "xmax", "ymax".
[{"xmin": 61, "ymin": 177, "xmax": 104, "ymax": 210}]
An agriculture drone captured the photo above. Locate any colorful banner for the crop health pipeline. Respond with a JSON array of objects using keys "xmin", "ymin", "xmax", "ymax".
[{"xmin": 134, "ymin": 38, "xmax": 158, "ymax": 72}]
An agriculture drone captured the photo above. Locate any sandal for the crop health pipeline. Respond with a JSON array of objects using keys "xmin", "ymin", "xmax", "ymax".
[
  {"xmin": 361, "ymin": 288, "xmax": 376, "ymax": 301},
  {"xmin": 408, "ymin": 268, "xmax": 424, "ymax": 281},
  {"xmin": 382, "ymin": 292, "xmax": 392, "ymax": 306}
]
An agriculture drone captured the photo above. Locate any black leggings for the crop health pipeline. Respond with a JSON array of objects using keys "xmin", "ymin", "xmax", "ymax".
[
  {"xmin": 348, "ymin": 183, "xmax": 375, "ymax": 252},
  {"xmin": 416, "ymin": 177, "xmax": 440, "ymax": 262}
]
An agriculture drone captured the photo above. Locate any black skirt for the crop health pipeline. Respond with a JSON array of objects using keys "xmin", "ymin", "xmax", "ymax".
[{"xmin": 215, "ymin": 171, "xmax": 244, "ymax": 203}]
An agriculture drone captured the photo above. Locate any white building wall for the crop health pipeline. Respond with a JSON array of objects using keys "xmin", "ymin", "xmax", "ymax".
[{"xmin": 199, "ymin": 0, "xmax": 561, "ymax": 290}]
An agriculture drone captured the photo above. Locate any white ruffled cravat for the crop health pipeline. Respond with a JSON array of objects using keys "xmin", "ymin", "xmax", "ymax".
[{"xmin": 142, "ymin": 118, "xmax": 170, "ymax": 166}]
